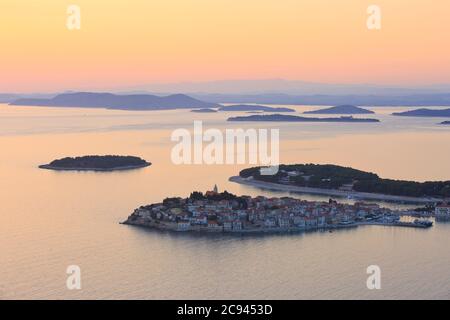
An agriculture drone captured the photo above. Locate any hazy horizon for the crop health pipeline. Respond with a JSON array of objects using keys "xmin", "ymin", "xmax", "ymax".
[
  {"xmin": 3, "ymin": 78, "xmax": 450, "ymax": 96},
  {"xmin": 2, "ymin": 1, "xmax": 450, "ymax": 92}
]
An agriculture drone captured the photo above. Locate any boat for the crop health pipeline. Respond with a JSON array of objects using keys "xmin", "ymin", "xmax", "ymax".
[{"xmin": 413, "ymin": 219, "xmax": 433, "ymax": 227}]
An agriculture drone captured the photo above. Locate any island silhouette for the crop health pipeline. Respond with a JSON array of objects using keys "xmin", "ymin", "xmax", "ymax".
[
  {"xmin": 227, "ymin": 114, "xmax": 379, "ymax": 123},
  {"xmin": 10, "ymin": 92, "xmax": 219, "ymax": 111},
  {"xmin": 219, "ymin": 104, "xmax": 295, "ymax": 112},
  {"xmin": 304, "ymin": 105, "xmax": 374, "ymax": 115},
  {"xmin": 39, "ymin": 155, "xmax": 151, "ymax": 171},
  {"xmin": 392, "ymin": 108, "xmax": 450, "ymax": 117}
]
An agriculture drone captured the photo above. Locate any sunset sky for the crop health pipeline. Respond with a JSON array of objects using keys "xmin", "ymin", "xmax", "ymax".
[{"xmin": 1, "ymin": 0, "xmax": 450, "ymax": 92}]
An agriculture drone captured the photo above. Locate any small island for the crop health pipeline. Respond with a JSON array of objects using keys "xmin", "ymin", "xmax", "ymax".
[
  {"xmin": 39, "ymin": 155, "xmax": 151, "ymax": 171},
  {"xmin": 227, "ymin": 114, "xmax": 379, "ymax": 123},
  {"xmin": 304, "ymin": 105, "xmax": 374, "ymax": 115},
  {"xmin": 392, "ymin": 108, "xmax": 450, "ymax": 117},
  {"xmin": 191, "ymin": 108, "xmax": 218, "ymax": 113},
  {"xmin": 122, "ymin": 186, "xmax": 433, "ymax": 235},
  {"xmin": 232, "ymin": 164, "xmax": 450, "ymax": 203},
  {"xmin": 440, "ymin": 121, "xmax": 450, "ymax": 125},
  {"xmin": 219, "ymin": 104, "xmax": 295, "ymax": 112}
]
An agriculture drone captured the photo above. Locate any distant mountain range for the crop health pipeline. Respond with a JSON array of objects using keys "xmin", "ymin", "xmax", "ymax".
[
  {"xmin": 124, "ymin": 79, "xmax": 450, "ymax": 96},
  {"xmin": 304, "ymin": 105, "xmax": 374, "ymax": 115},
  {"xmin": 9, "ymin": 92, "xmax": 219, "ymax": 110},
  {"xmin": 392, "ymin": 108, "xmax": 450, "ymax": 117},
  {"xmin": 191, "ymin": 93, "xmax": 450, "ymax": 106},
  {"xmin": 3, "ymin": 79, "xmax": 450, "ymax": 107}
]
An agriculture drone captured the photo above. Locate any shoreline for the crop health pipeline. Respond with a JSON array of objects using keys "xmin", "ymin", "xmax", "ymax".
[
  {"xmin": 39, "ymin": 163, "xmax": 151, "ymax": 172},
  {"xmin": 229, "ymin": 176, "xmax": 441, "ymax": 204},
  {"xmin": 121, "ymin": 218, "xmax": 431, "ymax": 236},
  {"xmin": 121, "ymin": 220, "xmax": 358, "ymax": 235}
]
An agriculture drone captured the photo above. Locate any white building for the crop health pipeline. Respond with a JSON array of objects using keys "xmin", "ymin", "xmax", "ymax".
[
  {"xmin": 232, "ymin": 221, "xmax": 243, "ymax": 231},
  {"xmin": 293, "ymin": 216, "xmax": 306, "ymax": 228},
  {"xmin": 207, "ymin": 221, "xmax": 222, "ymax": 231},
  {"xmin": 278, "ymin": 217, "xmax": 290, "ymax": 228},
  {"xmin": 264, "ymin": 218, "xmax": 276, "ymax": 228},
  {"xmin": 318, "ymin": 216, "xmax": 326, "ymax": 227},
  {"xmin": 177, "ymin": 221, "xmax": 191, "ymax": 231},
  {"xmin": 223, "ymin": 222, "xmax": 233, "ymax": 231}
]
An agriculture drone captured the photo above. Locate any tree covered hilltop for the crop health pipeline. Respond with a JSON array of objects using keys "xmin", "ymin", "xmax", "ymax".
[
  {"xmin": 39, "ymin": 155, "xmax": 151, "ymax": 171},
  {"xmin": 303, "ymin": 105, "xmax": 375, "ymax": 115},
  {"xmin": 239, "ymin": 164, "xmax": 450, "ymax": 198}
]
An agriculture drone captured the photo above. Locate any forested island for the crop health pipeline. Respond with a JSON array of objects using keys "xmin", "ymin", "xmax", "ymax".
[
  {"xmin": 440, "ymin": 121, "xmax": 450, "ymax": 125},
  {"xmin": 39, "ymin": 155, "xmax": 151, "ymax": 171},
  {"xmin": 234, "ymin": 164, "xmax": 450, "ymax": 202},
  {"xmin": 392, "ymin": 108, "xmax": 450, "ymax": 117},
  {"xmin": 219, "ymin": 105, "xmax": 295, "ymax": 112},
  {"xmin": 227, "ymin": 114, "xmax": 379, "ymax": 123},
  {"xmin": 304, "ymin": 105, "xmax": 374, "ymax": 115}
]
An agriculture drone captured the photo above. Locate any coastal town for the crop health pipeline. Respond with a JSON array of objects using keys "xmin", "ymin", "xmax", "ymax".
[{"xmin": 122, "ymin": 186, "xmax": 446, "ymax": 234}]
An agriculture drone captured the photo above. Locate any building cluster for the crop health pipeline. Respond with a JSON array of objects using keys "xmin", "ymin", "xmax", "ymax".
[{"xmin": 128, "ymin": 186, "xmax": 400, "ymax": 232}]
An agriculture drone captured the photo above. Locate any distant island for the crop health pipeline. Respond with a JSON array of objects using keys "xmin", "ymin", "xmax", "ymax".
[
  {"xmin": 39, "ymin": 155, "xmax": 151, "ymax": 171},
  {"xmin": 219, "ymin": 104, "xmax": 295, "ymax": 112},
  {"xmin": 440, "ymin": 121, "xmax": 450, "ymax": 125},
  {"xmin": 392, "ymin": 108, "xmax": 450, "ymax": 117},
  {"xmin": 232, "ymin": 164, "xmax": 450, "ymax": 203},
  {"xmin": 10, "ymin": 92, "xmax": 219, "ymax": 111},
  {"xmin": 304, "ymin": 105, "xmax": 374, "ymax": 115},
  {"xmin": 122, "ymin": 187, "xmax": 433, "ymax": 234},
  {"xmin": 227, "ymin": 114, "xmax": 379, "ymax": 123},
  {"xmin": 191, "ymin": 108, "xmax": 218, "ymax": 113}
]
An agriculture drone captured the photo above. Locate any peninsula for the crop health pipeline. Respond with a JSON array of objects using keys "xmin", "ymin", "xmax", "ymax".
[
  {"xmin": 39, "ymin": 155, "xmax": 151, "ymax": 171},
  {"xmin": 227, "ymin": 114, "xmax": 379, "ymax": 123},
  {"xmin": 219, "ymin": 104, "xmax": 295, "ymax": 112},
  {"xmin": 303, "ymin": 105, "xmax": 374, "ymax": 115},
  {"xmin": 392, "ymin": 108, "xmax": 450, "ymax": 117},
  {"xmin": 122, "ymin": 188, "xmax": 432, "ymax": 234},
  {"xmin": 232, "ymin": 164, "xmax": 450, "ymax": 203}
]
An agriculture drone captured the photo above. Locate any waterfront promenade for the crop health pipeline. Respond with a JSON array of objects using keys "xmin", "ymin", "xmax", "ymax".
[{"xmin": 229, "ymin": 176, "xmax": 442, "ymax": 204}]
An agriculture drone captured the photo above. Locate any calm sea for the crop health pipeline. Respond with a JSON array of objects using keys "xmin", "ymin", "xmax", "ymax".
[{"xmin": 0, "ymin": 104, "xmax": 449, "ymax": 299}]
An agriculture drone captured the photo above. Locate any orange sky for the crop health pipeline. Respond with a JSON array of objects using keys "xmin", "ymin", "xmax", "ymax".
[{"xmin": 1, "ymin": 0, "xmax": 450, "ymax": 92}]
